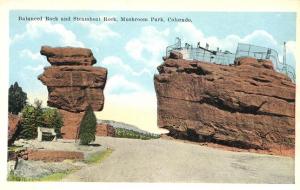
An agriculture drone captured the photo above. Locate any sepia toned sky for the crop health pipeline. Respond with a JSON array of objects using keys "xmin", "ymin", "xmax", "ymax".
[{"xmin": 9, "ymin": 11, "xmax": 296, "ymax": 133}]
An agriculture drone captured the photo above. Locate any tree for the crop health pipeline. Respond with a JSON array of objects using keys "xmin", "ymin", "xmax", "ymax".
[
  {"xmin": 43, "ymin": 108, "xmax": 63, "ymax": 138},
  {"xmin": 79, "ymin": 105, "xmax": 97, "ymax": 145},
  {"xmin": 18, "ymin": 100, "xmax": 43, "ymax": 139},
  {"xmin": 9, "ymin": 82, "xmax": 27, "ymax": 114},
  {"xmin": 17, "ymin": 100, "xmax": 64, "ymax": 140}
]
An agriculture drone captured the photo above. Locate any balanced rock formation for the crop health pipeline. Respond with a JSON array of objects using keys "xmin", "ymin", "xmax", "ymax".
[
  {"xmin": 39, "ymin": 46, "xmax": 107, "ymax": 139},
  {"xmin": 154, "ymin": 53, "xmax": 295, "ymax": 153}
]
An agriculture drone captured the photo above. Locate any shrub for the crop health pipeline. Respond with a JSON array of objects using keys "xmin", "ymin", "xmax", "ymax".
[
  {"xmin": 9, "ymin": 82, "xmax": 27, "ymax": 114},
  {"xmin": 79, "ymin": 105, "xmax": 97, "ymax": 145}
]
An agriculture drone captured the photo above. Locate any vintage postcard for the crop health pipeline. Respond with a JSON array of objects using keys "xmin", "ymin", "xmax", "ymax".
[{"xmin": 1, "ymin": 0, "xmax": 299, "ymax": 189}]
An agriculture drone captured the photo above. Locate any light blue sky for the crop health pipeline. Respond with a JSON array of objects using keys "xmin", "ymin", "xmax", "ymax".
[{"xmin": 9, "ymin": 11, "xmax": 296, "ymax": 103}]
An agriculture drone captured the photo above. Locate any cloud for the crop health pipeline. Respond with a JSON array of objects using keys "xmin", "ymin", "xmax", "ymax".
[
  {"xmin": 10, "ymin": 21, "xmax": 84, "ymax": 47},
  {"xmin": 102, "ymin": 56, "xmax": 152, "ymax": 77},
  {"xmin": 20, "ymin": 49, "xmax": 47, "ymax": 72},
  {"xmin": 20, "ymin": 49, "xmax": 44, "ymax": 61},
  {"xmin": 174, "ymin": 23, "xmax": 296, "ymax": 67},
  {"xmin": 24, "ymin": 64, "xmax": 44, "ymax": 72},
  {"xmin": 175, "ymin": 23, "xmax": 280, "ymax": 53},
  {"xmin": 78, "ymin": 21, "xmax": 120, "ymax": 41},
  {"xmin": 286, "ymin": 41, "xmax": 296, "ymax": 56},
  {"xmin": 125, "ymin": 39, "xmax": 144, "ymax": 60},
  {"xmin": 242, "ymin": 30, "xmax": 278, "ymax": 47},
  {"xmin": 125, "ymin": 26, "xmax": 170, "ymax": 66},
  {"xmin": 105, "ymin": 74, "xmax": 143, "ymax": 95}
]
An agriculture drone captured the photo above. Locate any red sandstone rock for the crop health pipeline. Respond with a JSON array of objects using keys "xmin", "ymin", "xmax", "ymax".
[
  {"xmin": 8, "ymin": 114, "xmax": 21, "ymax": 145},
  {"xmin": 38, "ymin": 66, "xmax": 107, "ymax": 112},
  {"xmin": 154, "ymin": 56, "xmax": 295, "ymax": 152},
  {"xmin": 96, "ymin": 123, "xmax": 115, "ymax": 137},
  {"xmin": 169, "ymin": 51, "xmax": 183, "ymax": 59},
  {"xmin": 27, "ymin": 149, "xmax": 84, "ymax": 162},
  {"xmin": 40, "ymin": 46, "xmax": 96, "ymax": 66},
  {"xmin": 39, "ymin": 46, "xmax": 108, "ymax": 139},
  {"xmin": 58, "ymin": 109, "xmax": 84, "ymax": 139}
]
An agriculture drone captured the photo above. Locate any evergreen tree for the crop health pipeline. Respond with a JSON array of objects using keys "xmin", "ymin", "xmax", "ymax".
[
  {"xmin": 18, "ymin": 100, "xmax": 43, "ymax": 139},
  {"xmin": 79, "ymin": 105, "xmax": 97, "ymax": 145},
  {"xmin": 16, "ymin": 100, "xmax": 64, "ymax": 140},
  {"xmin": 8, "ymin": 82, "xmax": 27, "ymax": 114}
]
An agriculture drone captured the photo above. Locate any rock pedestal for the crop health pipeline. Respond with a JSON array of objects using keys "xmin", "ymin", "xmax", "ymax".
[
  {"xmin": 154, "ymin": 53, "xmax": 295, "ymax": 153},
  {"xmin": 39, "ymin": 46, "xmax": 107, "ymax": 139}
]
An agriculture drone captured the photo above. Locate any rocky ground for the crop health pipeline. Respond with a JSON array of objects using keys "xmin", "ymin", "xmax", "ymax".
[
  {"xmin": 63, "ymin": 136, "xmax": 294, "ymax": 183},
  {"xmin": 9, "ymin": 139, "xmax": 107, "ymax": 179}
]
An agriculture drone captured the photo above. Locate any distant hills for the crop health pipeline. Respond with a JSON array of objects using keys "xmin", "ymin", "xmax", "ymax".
[{"xmin": 97, "ymin": 119, "xmax": 160, "ymax": 135}]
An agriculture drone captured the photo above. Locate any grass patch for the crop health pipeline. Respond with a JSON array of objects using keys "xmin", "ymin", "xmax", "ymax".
[
  {"xmin": 115, "ymin": 128, "xmax": 160, "ymax": 140},
  {"xmin": 7, "ymin": 172, "xmax": 33, "ymax": 182},
  {"xmin": 84, "ymin": 148, "xmax": 113, "ymax": 164},
  {"xmin": 38, "ymin": 170, "xmax": 75, "ymax": 181},
  {"xmin": 8, "ymin": 145, "xmax": 24, "ymax": 152}
]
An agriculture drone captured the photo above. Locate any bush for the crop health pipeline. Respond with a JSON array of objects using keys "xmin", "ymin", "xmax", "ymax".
[
  {"xmin": 9, "ymin": 82, "xmax": 27, "ymax": 114},
  {"xmin": 115, "ymin": 128, "xmax": 160, "ymax": 140},
  {"xmin": 17, "ymin": 100, "xmax": 63, "ymax": 140},
  {"xmin": 79, "ymin": 105, "xmax": 97, "ymax": 145}
]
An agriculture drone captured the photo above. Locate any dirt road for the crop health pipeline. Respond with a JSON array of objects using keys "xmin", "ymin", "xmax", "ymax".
[{"xmin": 63, "ymin": 137, "xmax": 294, "ymax": 183}]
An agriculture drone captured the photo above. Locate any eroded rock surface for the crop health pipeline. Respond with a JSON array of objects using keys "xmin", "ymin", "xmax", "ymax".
[
  {"xmin": 154, "ymin": 54, "xmax": 295, "ymax": 153},
  {"xmin": 40, "ymin": 46, "xmax": 97, "ymax": 66},
  {"xmin": 39, "ymin": 46, "xmax": 107, "ymax": 113},
  {"xmin": 38, "ymin": 66, "xmax": 107, "ymax": 112},
  {"xmin": 39, "ymin": 46, "xmax": 107, "ymax": 139}
]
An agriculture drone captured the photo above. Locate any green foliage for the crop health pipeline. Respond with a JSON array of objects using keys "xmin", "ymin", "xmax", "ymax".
[
  {"xmin": 18, "ymin": 101, "xmax": 43, "ymax": 139},
  {"xmin": 18, "ymin": 100, "xmax": 63, "ymax": 140},
  {"xmin": 9, "ymin": 82, "xmax": 27, "ymax": 114},
  {"xmin": 79, "ymin": 105, "xmax": 97, "ymax": 145},
  {"xmin": 115, "ymin": 128, "xmax": 160, "ymax": 140},
  {"xmin": 84, "ymin": 148, "xmax": 113, "ymax": 164},
  {"xmin": 42, "ymin": 108, "xmax": 63, "ymax": 138}
]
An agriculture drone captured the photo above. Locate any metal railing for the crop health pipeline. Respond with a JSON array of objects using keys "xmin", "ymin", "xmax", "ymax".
[
  {"xmin": 235, "ymin": 43, "xmax": 295, "ymax": 82},
  {"xmin": 166, "ymin": 38, "xmax": 295, "ymax": 82}
]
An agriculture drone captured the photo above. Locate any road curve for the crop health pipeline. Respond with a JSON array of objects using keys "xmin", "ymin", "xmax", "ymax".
[{"xmin": 63, "ymin": 137, "xmax": 294, "ymax": 183}]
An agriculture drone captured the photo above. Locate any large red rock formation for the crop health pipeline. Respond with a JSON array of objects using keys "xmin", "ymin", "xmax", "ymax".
[
  {"xmin": 154, "ymin": 54, "xmax": 295, "ymax": 153},
  {"xmin": 38, "ymin": 46, "xmax": 107, "ymax": 139},
  {"xmin": 8, "ymin": 114, "xmax": 21, "ymax": 145},
  {"xmin": 38, "ymin": 66, "xmax": 106, "ymax": 112}
]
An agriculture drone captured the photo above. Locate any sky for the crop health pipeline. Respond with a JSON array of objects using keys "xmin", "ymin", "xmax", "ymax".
[{"xmin": 9, "ymin": 11, "xmax": 296, "ymax": 133}]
